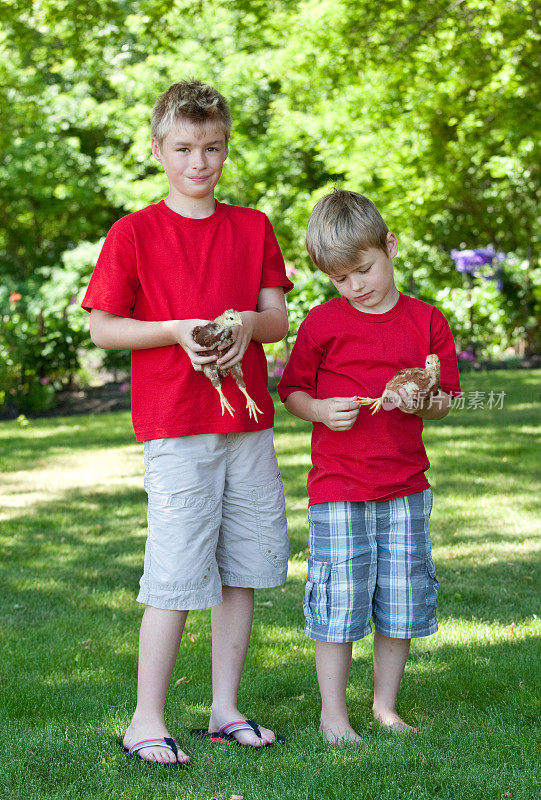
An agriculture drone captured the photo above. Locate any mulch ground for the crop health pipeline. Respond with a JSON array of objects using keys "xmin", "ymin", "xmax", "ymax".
[{"xmin": 1, "ymin": 382, "xmax": 131, "ymax": 420}]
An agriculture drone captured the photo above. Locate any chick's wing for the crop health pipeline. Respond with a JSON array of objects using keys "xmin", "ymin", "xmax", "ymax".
[{"xmin": 192, "ymin": 322, "xmax": 222, "ymax": 349}]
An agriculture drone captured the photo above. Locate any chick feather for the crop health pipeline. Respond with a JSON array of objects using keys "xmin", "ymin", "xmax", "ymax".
[{"xmin": 192, "ymin": 309, "xmax": 263, "ymax": 421}]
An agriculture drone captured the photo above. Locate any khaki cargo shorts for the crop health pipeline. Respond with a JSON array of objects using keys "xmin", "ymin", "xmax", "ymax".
[{"xmin": 136, "ymin": 428, "xmax": 288, "ymax": 611}]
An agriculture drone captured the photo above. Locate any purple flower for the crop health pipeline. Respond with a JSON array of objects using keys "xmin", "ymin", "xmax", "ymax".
[
  {"xmin": 458, "ymin": 351, "xmax": 476, "ymax": 361},
  {"xmin": 119, "ymin": 382, "xmax": 130, "ymax": 393},
  {"xmin": 450, "ymin": 246, "xmax": 506, "ymax": 275},
  {"xmin": 40, "ymin": 377, "xmax": 51, "ymax": 385}
]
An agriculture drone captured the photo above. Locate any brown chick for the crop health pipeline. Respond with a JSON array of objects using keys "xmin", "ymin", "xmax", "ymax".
[
  {"xmin": 192, "ymin": 309, "xmax": 263, "ymax": 422},
  {"xmin": 357, "ymin": 354, "xmax": 441, "ymax": 414}
]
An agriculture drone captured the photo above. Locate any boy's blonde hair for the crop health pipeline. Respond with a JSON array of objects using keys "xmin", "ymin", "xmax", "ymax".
[
  {"xmin": 306, "ymin": 190, "xmax": 389, "ymax": 274},
  {"xmin": 151, "ymin": 80, "xmax": 232, "ymax": 144}
]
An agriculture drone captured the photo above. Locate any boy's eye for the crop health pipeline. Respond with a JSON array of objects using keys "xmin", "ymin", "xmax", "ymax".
[{"xmin": 359, "ymin": 265, "xmax": 372, "ymax": 274}]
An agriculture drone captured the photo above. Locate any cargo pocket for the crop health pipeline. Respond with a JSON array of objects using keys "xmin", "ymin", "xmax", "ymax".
[
  {"xmin": 303, "ymin": 559, "xmax": 332, "ymax": 624},
  {"xmin": 146, "ymin": 492, "xmax": 219, "ymax": 583},
  {"xmin": 425, "ymin": 556, "xmax": 439, "ymax": 609},
  {"xmin": 253, "ymin": 473, "xmax": 289, "ymax": 569}
]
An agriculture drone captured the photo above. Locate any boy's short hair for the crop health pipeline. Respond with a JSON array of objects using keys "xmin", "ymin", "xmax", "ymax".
[
  {"xmin": 306, "ymin": 190, "xmax": 389, "ymax": 274},
  {"xmin": 151, "ymin": 80, "xmax": 232, "ymax": 144}
]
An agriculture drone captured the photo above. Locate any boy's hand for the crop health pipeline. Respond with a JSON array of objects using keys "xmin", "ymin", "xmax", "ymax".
[
  {"xmin": 314, "ymin": 397, "xmax": 361, "ymax": 431},
  {"xmin": 397, "ymin": 388, "xmax": 451, "ymax": 420},
  {"xmin": 396, "ymin": 387, "xmax": 428, "ymax": 415},
  {"xmin": 176, "ymin": 318, "xmax": 218, "ymax": 371},
  {"xmin": 216, "ymin": 310, "xmax": 256, "ymax": 369}
]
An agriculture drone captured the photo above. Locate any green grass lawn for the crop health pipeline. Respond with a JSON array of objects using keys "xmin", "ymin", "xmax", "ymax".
[{"xmin": 1, "ymin": 369, "xmax": 539, "ymax": 800}]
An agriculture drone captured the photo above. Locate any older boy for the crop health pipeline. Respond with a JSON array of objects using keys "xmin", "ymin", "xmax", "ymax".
[
  {"xmin": 83, "ymin": 81, "xmax": 292, "ymax": 764},
  {"xmin": 278, "ymin": 190, "xmax": 460, "ymax": 745}
]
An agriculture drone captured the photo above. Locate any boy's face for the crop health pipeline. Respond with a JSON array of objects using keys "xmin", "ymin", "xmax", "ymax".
[
  {"xmin": 328, "ymin": 232, "xmax": 399, "ymax": 314},
  {"xmin": 151, "ymin": 120, "xmax": 228, "ymax": 205}
]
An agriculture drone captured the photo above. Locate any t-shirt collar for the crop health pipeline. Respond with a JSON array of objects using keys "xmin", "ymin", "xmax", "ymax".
[
  {"xmin": 156, "ymin": 198, "xmax": 226, "ymax": 225},
  {"xmin": 339, "ymin": 292, "xmax": 405, "ymax": 322}
]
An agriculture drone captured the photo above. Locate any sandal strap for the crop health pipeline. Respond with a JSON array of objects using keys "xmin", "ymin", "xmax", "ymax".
[
  {"xmin": 129, "ymin": 737, "xmax": 179, "ymax": 756},
  {"xmin": 246, "ymin": 719, "xmax": 262, "ymax": 738},
  {"xmin": 219, "ymin": 720, "xmax": 260, "ymax": 737}
]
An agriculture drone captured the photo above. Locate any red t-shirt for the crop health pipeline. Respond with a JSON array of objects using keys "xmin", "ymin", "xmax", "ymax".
[
  {"xmin": 82, "ymin": 200, "xmax": 293, "ymax": 440},
  {"xmin": 277, "ymin": 293, "xmax": 461, "ymax": 504}
]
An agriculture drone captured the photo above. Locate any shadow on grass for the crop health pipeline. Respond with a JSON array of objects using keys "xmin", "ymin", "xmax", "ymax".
[
  {"xmin": 0, "ymin": 412, "xmax": 135, "ymax": 472},
  {"xmin": 2, "ymin": 591, "xmax": 539, "ymax": 734},
  {"xmin": 0, "ymin": 371, "xmax": 538, "ymax": 799},
  {"xmin": 1, "ymin": 483, "xmax": 538, "ymax": 641}
]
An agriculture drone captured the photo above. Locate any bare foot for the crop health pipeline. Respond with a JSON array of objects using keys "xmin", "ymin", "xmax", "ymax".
[
  {"xmin": 372, "ymin": 707, "xmax": 419, "ymax": 734},
  {"xmin": 208, "ymin": 706, "xmax": 276, "ymax": 747},
  {"xmin": 319, "ymin": 718, "xmax": 363, "ymax": 747},
  {"xmin": 123, "ymin": 717, "xmax": 190, "ymax": 764}
]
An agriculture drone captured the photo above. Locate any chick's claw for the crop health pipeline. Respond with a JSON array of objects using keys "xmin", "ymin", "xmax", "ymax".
[
  {"xmin": 356, "ymin": 396, "xmax": 383, "ymax": 414},
  {"xmin": 239, "ymin": 387, "xmax": 263, "ymax": 422},
  {"xmin": 216, "ymin": 387, "xmax": 235, "ymax": 417}
]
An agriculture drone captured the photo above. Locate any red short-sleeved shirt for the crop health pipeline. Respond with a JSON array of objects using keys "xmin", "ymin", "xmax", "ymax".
[
  {"xmin": 277, "ymin": 293, "xmax": 461, "ymax": 504},
  {"xmin": 82, "ymin": 200, "xmax": 293, "ymax": 440}
]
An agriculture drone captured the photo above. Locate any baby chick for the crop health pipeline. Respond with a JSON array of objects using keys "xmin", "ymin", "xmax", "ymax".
[
  {"xmin": 192, "ymin": 309, "xmax": 263, "ymax": 422},
  {"xmin": 357, "ymin": 354, "xmax": 441, "ymax": 414}
]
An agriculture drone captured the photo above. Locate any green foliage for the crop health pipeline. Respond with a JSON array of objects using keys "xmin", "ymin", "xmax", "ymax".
[
  {"xmin": 284, "ymin": 267, "xmax": 337, "ymax": 346},
  {"xmin": 1, "ymin": 289, "xmax": 75, "ymax": 412},
  {"xmin": 435, "ymin": 255, "xmax": 541, "ymax": 358},
  {"xmin": 0, "ymin": 242, "xmax": 100, "ymax": 412},
  {"xmin": 0, "ymin": 0, "xmax": 538, "ymax": 397}
]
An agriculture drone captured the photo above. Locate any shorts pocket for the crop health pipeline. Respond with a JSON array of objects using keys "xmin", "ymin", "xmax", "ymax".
[
  {"xmin": 146, "ymin": 491, "xmax": 219, "ymax": 579},
  {"xmin": 425, "ymin": 556, "xmax": 439, "ymax": 608},
  {"xmin": 252, "ymin": 473, "xmax": 289, "ymax": 569},
  {"xmin": 303, "ymin": 558, "xmax": 332, "ymax": 624}
]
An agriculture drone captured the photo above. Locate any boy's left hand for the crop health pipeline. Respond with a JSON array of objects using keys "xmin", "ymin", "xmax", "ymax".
[
  {"xmin": 396, "ymin": 387, "xmax": 428, "ymax": 415},
  {"xmin": 216, "ymin": 311, "xmax": 256, "ymax": 369},
  {"xmin": 397, "ymin": 388, "xmax": 451, "ymax": 420}
]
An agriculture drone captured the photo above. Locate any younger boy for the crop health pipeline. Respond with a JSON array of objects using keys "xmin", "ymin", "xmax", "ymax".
[
  {"xmin": 82, "ymin": 80, "xmax": 292, "ymax": 763},
  {"xmin": 277, "ymin": 190, "xmax": 460, "ymax": 744}
]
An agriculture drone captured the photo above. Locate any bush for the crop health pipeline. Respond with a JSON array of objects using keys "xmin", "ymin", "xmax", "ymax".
[
  {"xmin": 0, "ymin": 286, "xmax": 88, "ymax": 413},
  {"xmin": 0, "ymin": 242, "xmax": 101, "ymax": 413},
  {"xmin": 282, "ymin": 241, "xmax": 540, "ymax": 363}
]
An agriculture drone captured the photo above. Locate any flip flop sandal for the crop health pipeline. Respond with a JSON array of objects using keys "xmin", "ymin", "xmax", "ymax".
[
  {"xmin": 117, "ymin": 736, "xmax": 188, "ymax": 767},
  {"xmin": 191, "ymin": 719, "xmax": 286, "ymax": 747}
]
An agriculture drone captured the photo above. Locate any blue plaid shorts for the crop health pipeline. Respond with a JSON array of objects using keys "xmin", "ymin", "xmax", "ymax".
[{"xmin": 304, "ymin": 489, "xmax": 438, "ymax": 642}]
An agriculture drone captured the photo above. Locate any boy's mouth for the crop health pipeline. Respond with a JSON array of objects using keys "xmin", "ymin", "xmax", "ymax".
[{"xmin": 356, "ymin": 291, "xmax": 373, "ymax": 300}]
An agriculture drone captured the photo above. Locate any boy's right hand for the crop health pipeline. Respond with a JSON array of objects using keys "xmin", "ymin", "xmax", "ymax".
[
  {"xmin": 314, "ymin": 397, "xmax": 361, "ymax": 431},
  {"xmin": 175, "ymin": 319, "xmax": 218, "ymax": 371}
]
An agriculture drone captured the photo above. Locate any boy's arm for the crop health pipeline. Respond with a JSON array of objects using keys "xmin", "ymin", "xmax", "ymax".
[
  {"xmin": 216, "ymin": 287, "xmax": 289, "ymax": 368},
  {"xmin": 277, "ymin": 314, "xmax": 358, "ymax": 431},
  {"xmin": 284, "ymin": 391, "xmax": 361, "ymax": 431},
  {"xmin": 89, "ymin": 310, "xmax": 219, "ymax": 369}
]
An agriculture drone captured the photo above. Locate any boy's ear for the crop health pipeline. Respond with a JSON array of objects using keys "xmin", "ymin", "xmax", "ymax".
[
  {"xmin": 386, "ymin": 232, "xmax": 398, "ymax": 258},
  {"xmin": 151, "ymin": 138, "xmax": 162, "ymax": 163}
]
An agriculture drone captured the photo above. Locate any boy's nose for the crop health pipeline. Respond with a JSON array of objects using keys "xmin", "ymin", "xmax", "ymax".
[{"xmin": 190, "ymin": 151, "xmax": 206, "ymax": 170}]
